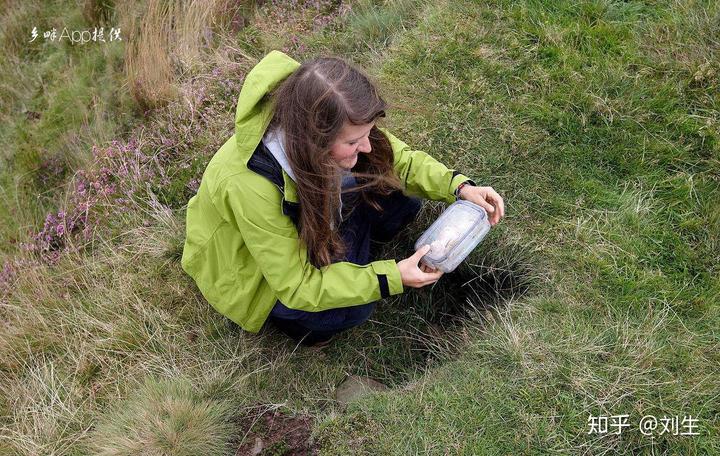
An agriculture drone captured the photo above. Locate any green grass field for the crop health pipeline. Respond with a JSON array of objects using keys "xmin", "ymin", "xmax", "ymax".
[{"xmin": 1, "ymin": 0, "xmax": 718, "ymax": 454}]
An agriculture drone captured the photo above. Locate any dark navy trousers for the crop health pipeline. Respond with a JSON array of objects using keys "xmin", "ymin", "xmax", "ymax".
[{"xmin": 268, "ymin": 189, "xmax": 422, "ymax": 345}]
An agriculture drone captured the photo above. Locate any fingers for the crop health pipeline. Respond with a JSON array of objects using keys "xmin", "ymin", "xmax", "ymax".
[
  {"xmin": 412, "ymin": 244, "xmax": 431, "ymax": 261},
  {"xmin": 426, "ymin": 269, "xmax": 443, "ymax": 280},
  {"xmin": 477, "ymin": 198, "xmax": 495, "ymax": 214},
  {"xmin": 418, "ymin": 269, "xmax": 443, "ymax": 286},
  {"xmin": 398, "ymin": 248, "xmax": 444, "ymax": 288},
  {"xmin": 411, "ymin": 277, "xmax": 441, "ymax": 288},
  {"xmin": 485, "ymin": 189, "xmax": 505, "ymax": 225},
  {"xmin": 418, "ymin": 277, "xmax": 442, "ymax": 287},
  {"xmin": 490, "ymin": 201, "xmax": 500, "ymax": 225},
  {"xmin": 491, "ymin": 190, "xmax": 505, "ymax": 219},
  {"xmin": 408, "ymin": 264, "xmax": 443, "ymax": 287}
]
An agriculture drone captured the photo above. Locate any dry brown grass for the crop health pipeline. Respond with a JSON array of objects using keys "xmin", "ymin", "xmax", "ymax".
[{"xmin": 120, "ymin": 0, "xmax": 244, "ymax": 111}]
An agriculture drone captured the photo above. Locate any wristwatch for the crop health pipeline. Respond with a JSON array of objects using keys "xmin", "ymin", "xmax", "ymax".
[{"xmin": 454, "ymin": 179, "xmax": 476, "ymax": 200}]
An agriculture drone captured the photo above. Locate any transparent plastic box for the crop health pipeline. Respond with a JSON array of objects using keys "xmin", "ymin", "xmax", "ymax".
[{"xmin": 414, "ymin": 200, "xmax": 491, "ymax": 273}]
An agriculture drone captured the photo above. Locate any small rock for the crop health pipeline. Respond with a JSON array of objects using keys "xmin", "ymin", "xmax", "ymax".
[
  {"xmin": 251, "ymin": 437, "xmax": 264, "ymax": 455},
  {"xmin": 334, "ymin": 375, "xmax": 388, "ymax": 405}
]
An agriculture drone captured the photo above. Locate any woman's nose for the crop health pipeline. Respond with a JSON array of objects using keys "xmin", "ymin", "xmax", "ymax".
[{"xmin": 358, "ymin": 137, "xmax": 372, "ymax": 153}]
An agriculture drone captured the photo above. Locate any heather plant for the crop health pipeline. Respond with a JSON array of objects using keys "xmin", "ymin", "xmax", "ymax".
[
  {"xmin": 7, "ymin": 50, "xmax": 249, "ymax": 272},
  {"xmin": 18, "ymin": 139, "xmax": 149, "ymax": 263},
  {"xmin": 0, "ymin": 0, "xmax": 137, "ymax": 256}
]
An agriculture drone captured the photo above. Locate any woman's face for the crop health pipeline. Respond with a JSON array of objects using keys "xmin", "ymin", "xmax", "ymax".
[{"xmin": 329, "ymin": 121, "xmax": 375, "ymax": 169}]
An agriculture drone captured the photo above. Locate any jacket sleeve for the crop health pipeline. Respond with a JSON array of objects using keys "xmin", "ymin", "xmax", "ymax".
[
  {"xmin": 221, "ymin": 172, "xmax": 404, "ymax": 312},
  {"xmin": 378, "ymin": 127, "xmax": 476, "ymax": 203}
]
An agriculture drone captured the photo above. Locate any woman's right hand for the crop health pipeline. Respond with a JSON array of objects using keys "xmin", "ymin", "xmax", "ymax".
[{"xmin": 397, "ymin": 245, "xmax": 444, "ymax": 288}]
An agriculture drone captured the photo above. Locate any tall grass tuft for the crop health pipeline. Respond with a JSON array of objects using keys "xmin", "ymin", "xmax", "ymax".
[
  {"xmin": 121, "ymin": 0, "xmax": 237, "ymax": 111},
  {"xmin": 93, "ymin": 377, "xmax": 234, "ymax": 456}
]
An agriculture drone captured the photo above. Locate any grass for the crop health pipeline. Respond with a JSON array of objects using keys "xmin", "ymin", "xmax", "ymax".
[
  {"xmin": 314, "ymin": 0, "xmax": 719, "ymax": 453},
  {"xmin": 121, "ymin": 0, "xmax": 243, "ymax": 111},
  {"xmin": 0, "ymin": 0, "xmax": 137, "ymax": 256},
  {"xmin": 1, "ymin": 0, "xmax": 718, "ymax": 454},
  {"xmin": 0, "ymin": 0, "xmax": 242, "ymax": 257},
  {"xmin": 93, "ymin": 377, "xmax": 235, "ymax": 456}
]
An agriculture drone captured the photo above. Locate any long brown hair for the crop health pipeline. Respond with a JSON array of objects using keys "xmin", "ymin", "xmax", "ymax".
[{"xmin": 268, "ymin": 55, "xmax": 403, "ymax": 267}]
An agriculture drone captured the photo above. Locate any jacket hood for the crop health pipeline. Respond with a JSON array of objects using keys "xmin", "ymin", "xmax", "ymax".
[
  {"xmin": 234, "ymin": 50, "xmax": 301, "ymax": 163},
  {"xmin": 232, "ymin": 50, "xmax": 301, "ymax": 203}
]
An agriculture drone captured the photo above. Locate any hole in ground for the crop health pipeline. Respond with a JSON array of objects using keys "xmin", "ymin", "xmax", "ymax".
[
  {"xmin": 329, "ymin": 225, "xmax": 537, "ymax": 387},
  {"xmin": 420, "ymin": 240, "xmax": 535, "ymax": 326}
]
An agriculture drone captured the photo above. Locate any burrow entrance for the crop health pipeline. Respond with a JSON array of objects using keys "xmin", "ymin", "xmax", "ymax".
[{"xmin": 338, "ymin": 221, "xmax": 538, "ymax": 386}]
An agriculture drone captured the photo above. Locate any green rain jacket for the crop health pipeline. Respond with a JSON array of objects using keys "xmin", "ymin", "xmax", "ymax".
[{"xmin": 180, "ymin": 50, "xmax": 474, "ymax": 333}]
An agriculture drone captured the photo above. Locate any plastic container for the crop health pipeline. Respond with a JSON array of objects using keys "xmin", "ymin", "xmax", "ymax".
[{"xmin": 414, "ymin": 200, "xmax": 491, "ymax": 273}]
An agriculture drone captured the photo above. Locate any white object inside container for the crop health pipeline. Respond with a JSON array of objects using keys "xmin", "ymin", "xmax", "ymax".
[{"xmin": 415, "ymin": 200, "xmax": 491, "ymax": 273}]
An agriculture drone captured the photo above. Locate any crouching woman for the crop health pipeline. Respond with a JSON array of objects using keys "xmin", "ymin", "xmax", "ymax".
[{"xmin": 180, "ymin": 50, "xmax": 504, "ymax": 347}]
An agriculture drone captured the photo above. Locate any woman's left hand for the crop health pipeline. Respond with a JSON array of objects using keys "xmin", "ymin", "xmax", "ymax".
[{"xmin": 458, "ymin": 185, "xmax": 505, "ymax": 226}]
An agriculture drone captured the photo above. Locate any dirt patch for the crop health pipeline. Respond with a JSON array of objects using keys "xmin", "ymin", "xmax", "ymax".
[{"xmin": 234, "ymin": 408, "xmax": 318, "ymax": 456}]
